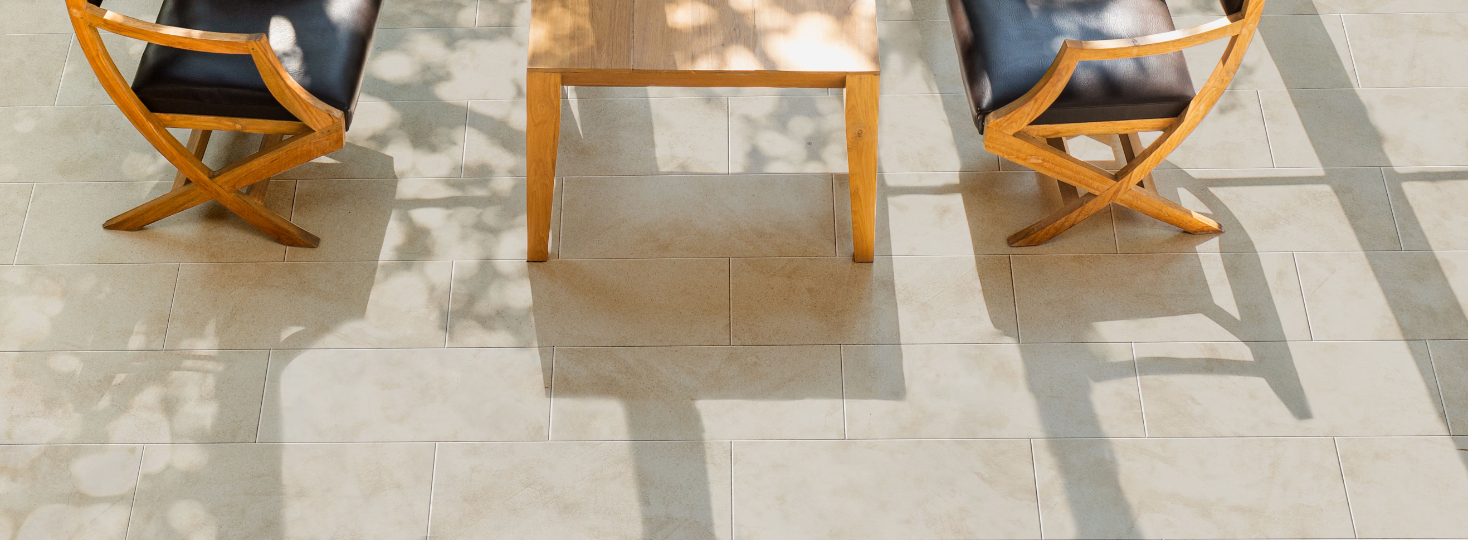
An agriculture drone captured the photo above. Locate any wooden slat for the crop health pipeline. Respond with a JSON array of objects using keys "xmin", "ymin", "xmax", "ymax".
[
  {"xmin": 156, "ymin": 113, "xmax": 311, "ymax": 135},
  {"xmin": 845, "ymin": 73, "xmax": 878, "ymax": 263},
  {"xmin": 1020, "ymin": 118, "xmax": 1174, "ymax": 139},
  {"xmin": 173, "ymin": 129, "xmax": 212, "ymax": 190},
  {"xmin": 525, "ymin": 72, "xmax": 563, "ymax": 262},
  {"xmin": 632, "ymin": 0, "xmax": 760, "ymax": 71},
  {"xmin": 554, "ymin": 68, "xmax": 849, "ymax": 87},
  {"xmin": 529, "ymin": 0, "xmax": 636, "ymax": 70}
]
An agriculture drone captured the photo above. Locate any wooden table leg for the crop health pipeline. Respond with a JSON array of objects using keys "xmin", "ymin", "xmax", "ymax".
[
  {"xmin": 845, "ymin": 73, "xmax": 879, "ymax": 263},
  {"xmin": 526, "ymin": 71, "xmax": 562, "ymax": 262}
]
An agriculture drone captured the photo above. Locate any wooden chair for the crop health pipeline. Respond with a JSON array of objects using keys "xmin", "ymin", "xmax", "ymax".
[
  {"xmin": 65, "ymin": 0, "xmax": 384, "ymax": 247},
  {"xmin": 946, "ymin": 0, "xmax": 1264, "ymax": 246}
]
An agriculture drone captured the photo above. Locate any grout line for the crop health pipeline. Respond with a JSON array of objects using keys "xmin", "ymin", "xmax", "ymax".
[
  {"xmin": 728, "ymin": 258, "xmax": 733, "ymax": 345},
  {"xmin": 122, "ymin": 445, "xmax": 146, "ymax": 540},
  {"xmin": 1256, "ymin": 90, "xmax": 1279, "ymax": 168},
  {"xmin": 1337, "ymin": 14, "xmax": 1366, "ymax": 89},
  {"xmin": 254, "ymin": 351, "xmax": 273, "ymax": 443},
  {"xmin": 1290, "ymin": 252, "xmax": 1317, "ymax": 341},
  {"xmin": 1008, "ymin": 255, "xmax": 1022, "ymax": 343},
  {"xmin": 1131, "ymin": 342, "xmax": 1149, "ymax": 437},
  {"xmin": 547, "ymin": 347, "xmax": 556, "ymax": 440},
  {"xmin": 11, "ymin": 184, "xmax": 36, "ymax": 264},
  {"xmin": 1376, "ymin": 167, "xmax": 1408, "ymax": 250},
  {"xmin": 443, "ymin": 262, "xmax": 456, "ymax": 347},
  {"xmin": 52, "ymin": 35, "xmax": 74, "ymax": 107},
  {"xmin": 157, "ymin": 264, "xmax": 185, "ymax": 349},
  {"xmin": 459, "ymin": 102, "xmax": 472, "ymax": 178},
  {"xmin": 425, "ymin": 442, "xmax": 440, "ymax": 540},
  {"xmin": 729, "ymin": 442, "xmax": 737, "ymax": 540},
  {"xmin": 1424, "ymin": 340, "xmax": 1457, "ymax": 435},
  {"xmin": 839, "ymin": 345, "xmax": 848, "ymax": 440},
  {"xmin": 1029, "ymin": 439, "xmax": 1045, "ymax": 539},
  {"xmin": 1332, "ymin": 437, "xmax": 1361, "ymax": 538}
]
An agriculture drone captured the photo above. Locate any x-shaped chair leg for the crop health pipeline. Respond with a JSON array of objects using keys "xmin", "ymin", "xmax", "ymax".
[
  {"xmin": 990, "ymin": 130, "xmax": 1221, "ymax": 247},
  {"xmin": 105, "ymin": 128, "xmax": 340, "ymax": 248}
]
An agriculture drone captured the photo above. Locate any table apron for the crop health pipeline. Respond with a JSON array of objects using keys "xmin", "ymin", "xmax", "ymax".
[{"xmin": 541, "ymin": 69, "xmax": 875, "ymax": 89}]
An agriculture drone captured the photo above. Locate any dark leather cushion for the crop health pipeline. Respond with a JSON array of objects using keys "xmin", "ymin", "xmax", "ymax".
[
  {"xmin": 132, "ymin": 0, "xmax": 382, "ymax": 127},
  {"xmin": 1221, "ymin": 0, "xmax": 1245, "ymax": 14},
  {"xmin": 947, "ymin": 0, "xmax": 1196, "ymax": 128}
]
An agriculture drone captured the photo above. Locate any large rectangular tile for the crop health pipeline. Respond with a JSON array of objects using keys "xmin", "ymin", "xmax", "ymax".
[
  {"xmin": 1336, "ymin": 436, "xmax": 1468, "ymax": 538},
  {"xmin": 0, "ymin": 34, "xmax": 71, "ymax": 106},
  {"xmin": 1385, "ymin": 167, "xmax": 1468, "ymax": 251},
  {"xmin": 1263, "ymin": 88, "xmax": 1468, "ymax": 167},
  {"xmin": 559, "ymin": 175, "xmax": 836, "ymax": 258},
  {"xmin": 15, "ymin": 180, "xmax": 295, "ymax": 263},
  {"xmin": 448, "ymin": 258, "xmax": 730, "ymax": 347},
  {"xmin": 730, "ymin": 256, "xmax": 1017, "ymax": 345},
  {"xmin": 1427, "ymin": 340, "xmax": 1468, "ymax": 435},
  {"xmin": 0, "ymin": 184, "xmax": 31, "ymax": 263},
  {"xmin": 1115, "ymin": 167, "xmax": 1402, "ymax": 253},
  {"xmin": 1012, "ymin": 253, "xmax": 1311, "ymax": 342},
  {"xmin": 55, "ymin": 32, "xmax": 147, "ymax": 106},
  {"xmin": 1149, "ymin": 90, "xmax": 1275, "ymax": 169},
  {"xmin": 287, "ymin": 177, "xmax": 547, "ymax": 261},
  {"xmin": 361, "ymin": 28, "xmax": 526, "ymax": 101},
  {"xmin": 431, "ymin": 441, "xmax": 732, "ymax": 540},
  {"xmin": 259, "ymin": 348, "xmax": 550, "ymax": 442},
  {"xmin": 166, "ymin": 261, "xmax": 452, "ymax": 350},
  {"xmin": 1035, "ymin": 437, "xmax": 1355, "ymax": 539},
  {"xmin": 0, "ymin": 263, "xmax": 176, "ymax": 351},
  {"xmin": 732, "ymin": 440, "xmax": 1040, "ymax": 540},
  {"xmin": 0, "ymin": 106, "xmax": 174, "ymax": 183},
  {"xmin": 877, "ymin": 0, "xmax": 947, "ymax": 20},
  {"xmin": 729, "ymin": 95, "xmax": 850, "ymax": 173},
  {"xmin": 476, "ymin": 0, "xmax": 531, "ymax": 27},
  {"xmin": 844, "ymin": 343, "xmax": 1144, "ymax": 438},
  {"xmin": 1345, "ymin": 13, "xmax": 1468, "ymax": 88},
  {"xmin": 0, "ymin": 350, "xmax": 268, "ymax": 444},
  {"xmin": 0, "ymin": 445, "xmax": 141, "ymax": 540},
  {"xmin": 836, "ymin": 172, "xmax": 1119, "ymax": 257},
  {"xmin": 877, "ymin": 20, "xmax": 964, "ymax": 95},
  {"xmin": 129, "ymin": 443, "xmax": 434, "ymax": 540},
  {"xmin": 1296, "ymin": 251, "xmax": 1468, "ymax": 340},
  {"xmin": 377, "ymin": 0, "xmax": 477, "ymax": 28},
  {"xmin": 551, "ymin": 346, "xmax": 843, "ymax": 440},
  {"xmin": 1137, "ymin": 341, "xmax": 1449, "ymax": 436},
  {"xmin": 1177, "ymin": 15, "xmax": 1358, "ymax": 90},
  {"xmin": 875, "ymin": 94, "xmax": 999, "ymax": 173},
  {"xmin": 0, "ymin": 0, "xmax": 160, "ymax": 34},
  {"xmin": 279, "ymin": 101, "xmax": 469, "ymax": 179}
]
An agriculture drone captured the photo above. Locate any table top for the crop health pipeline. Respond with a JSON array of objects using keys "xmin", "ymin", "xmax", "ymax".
[{"xmin": 528, "ymin": 0, "xmax": 879, "ymax": 74}]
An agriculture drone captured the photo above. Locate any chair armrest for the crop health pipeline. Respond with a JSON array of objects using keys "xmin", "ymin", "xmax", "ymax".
[{"xmin": 79, "ymin": 2, "xmax": 260, "ymax": 54}]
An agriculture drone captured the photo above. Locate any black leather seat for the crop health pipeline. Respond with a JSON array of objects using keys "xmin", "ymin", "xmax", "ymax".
[
  {"xmin": 131, "ymin": 0, "xmax": 383, "ymax": 127},
  {"xmin": 947, "ymin": 0, "xmax": 1196, "ymax": 129}
]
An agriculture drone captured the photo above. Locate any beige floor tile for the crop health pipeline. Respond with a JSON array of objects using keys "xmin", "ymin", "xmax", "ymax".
[
  {"xmin": 128, "ymin": 443, "xmax": 434, "ymax": 540},
  {"xmin": 876, "ymin": 94, "xmax": 999, "ymax": 173},
  {"xmin": 834, "ymin": 173, "xmax": 1119, "ymax": 256},
  {"xmin": 15, "ymin": 180, "xmax": 295, "ymax": 264},
  {"xmin": 1336, "ymin": 436, "xmax": 1468, "ymax": 538},
  {"xmin": 0, "ymin": 263, "xmax": 176, "ymax": 351},
  {"xmin": 1385, "ymin": 168, "xmax": 1468, "ymax": 251},
  {"xmin": 431, "ymin": 441, "xmax": 732, "ymax": 540},
  {"xmin": 1296, "ymin": 251, "xmax": 1468, "ymax": 340},
  {"xmin": 0, "ymin": 0, "xmax": 159, "ymax": 33},
  {"xmin": 0, "ymin": 35, "xmax": 71, "ymax": 107},
  {"xmin": 278, "ymin": 101, "xmax": 469, "ymax": 179},
  {"xmin": 1149, "ymin": 91, "xmax": 1275, "ymax": 169},
  {"xmin": 878, "ymin": 20, "xmax": 964, "ymax": 95},
  {"xmin": 844, "ymin": 343, "xmax": 1144, "ymax": 439},
  {"xmin": 1177, "ymin": 15, "xmax": 1358, "ymax": 90},
  {"xmin": 0, "ymin": 350, "xmax": 268, "ymax": 444},
  {"xmin": 564, "ymin": 97, "xmax": 730, "ymax": 176},
  {"xmin": 0, "ymin": 106, "xmax": 175, "ymax": 183},
  {"xmin": 287, "ymin": 177, "xmax": 547, "ymax": 261},
  {"xmin": 730, "ymin": 95, "xmax": 850, "ymax": 174},
  {"xmin": 464, "ymin": 99, "xmax": 528, "ymax": 177},
  {"xmin": 559, "ymin": 175, "xmax": 836, "ymax": 258},
  {"xmin": 477, "ymin": 0, "xmax": 531, "ymax": 27},
  {"xmin": 550, "ymin": 346, "xmax": 843, "ymax": 440},
  {"xmin": 1012, "ymin": 253, "xmax": 1311, "ymax": 343},
  {"xmin": 1137, "ymin": 341, "xmax": 1449, "ymax": 436},
  {"xmin": 877, "ymin": 0, "xmax": 948, "ymax": 20},
  {"xmin": 1346, "ymin": 13, "xmax": 1468, "ymax": 88},
  {"xmin": 361, "ymin": 28, "xmax": 526, "ymax": 102},
  {"xmin": 731, "ymin": 256, "xmax": 1017, "ymax": 345},
  {"xmin": 448, "ymin": 258, "xmax": 731, "ymax": 347},
  {"xmin": 0, "ymin": 445, "xmax": 141, "ymax": 540},
  {"xmin": 1115, "ymin": 167, "xmax": 1401, "ymax": 253},
  {"xmin": 377, "ymin": 0, "xmax": 478, "ymax": 28},
  {"xmin": 1036, "ymin": 437, "xmax": 1354, "ymax": 539},
  {"xmin": 1428, "ymin": 340, "xmax": 1468, "ymax": 435},
  {"xmin": 0, "ymin": 184, "xmax": 31, "ymax": 263},
  {"xmin": 166, "ymin": 261, "xmax": 452, "ymax": 350},
  {"xmin": 259, "ymin": 348, "xmax": 550, "ymax": 442},
  {"xmin": 732, "ymin": 440, "xmax": 1040, "ymax": 540},
  {"xmin": 56, "ymin": 33, "xmax": 147, "ymax": 106},
  {"xmin": 1264, "ymin": 88, "xmax": 1468, "ymax": 168}
]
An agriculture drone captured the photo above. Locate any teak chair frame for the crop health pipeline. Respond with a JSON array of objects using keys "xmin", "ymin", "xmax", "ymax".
[
  {"xmin": 982, "ymin": 0, "xmax": 1265, "ymax": 247},
  {"xmin": 65, "ymin": 0, "xmax": 348, "ymax": 247}
]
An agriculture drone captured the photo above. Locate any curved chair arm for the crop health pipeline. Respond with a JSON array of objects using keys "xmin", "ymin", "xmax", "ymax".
[
  {"xmin": 65, "ymin": 0, "xmax": 342, "ymax": 131},
  {"xmin": 986, "ymin": 0, "xmax": 1263, "ymax": 135}
]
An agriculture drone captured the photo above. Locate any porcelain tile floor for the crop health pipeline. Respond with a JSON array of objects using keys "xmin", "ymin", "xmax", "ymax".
[{"xmin": 4, "ymin": 0, "xmax": 1468, "ymax": 538}]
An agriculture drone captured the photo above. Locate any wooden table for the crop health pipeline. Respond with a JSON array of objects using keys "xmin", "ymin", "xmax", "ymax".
[{"xmin": 525, "ymin": 0, "xmax": 880, "ymax": 262}]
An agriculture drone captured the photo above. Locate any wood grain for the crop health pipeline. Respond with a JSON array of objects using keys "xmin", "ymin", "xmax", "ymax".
[
  {"xmin": 529, "ymin": 0, "xmax": 636, "ymax": 69},
  {"xmin": 844, "ymin": 73, "xmax": 878, "ymax": 263},
  {"xmin": 526, "ymin": 72, "xmax": 563, "ymax": 262}
]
